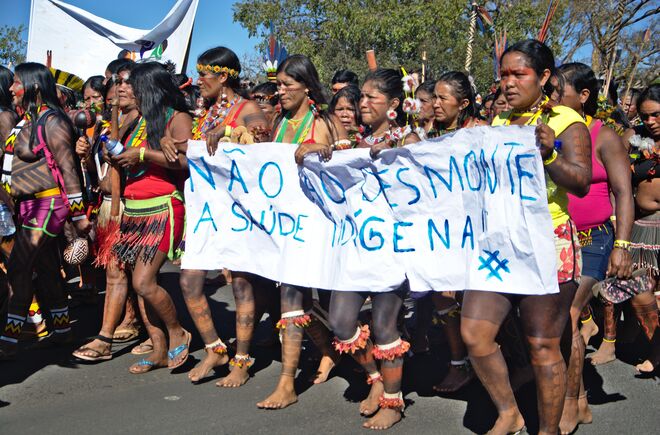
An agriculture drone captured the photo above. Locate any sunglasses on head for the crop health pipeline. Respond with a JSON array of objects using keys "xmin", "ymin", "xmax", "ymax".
[{"xmin": 640, "ymin": 111, "xmax": 659, "ymax": 121}]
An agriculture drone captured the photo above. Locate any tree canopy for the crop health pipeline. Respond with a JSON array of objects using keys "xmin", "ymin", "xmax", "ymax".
[
  {"xmin": 233, "ymin": 0, "xmax": 658, "ymax": 91},
  {"xmin": 0, "ymin": 25, "xmax": 26, "ymax": 66}
]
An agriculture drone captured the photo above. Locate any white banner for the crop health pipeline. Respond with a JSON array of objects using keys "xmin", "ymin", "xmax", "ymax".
[
  {"xmin": 182, "ymin": 126, "xmax": 559, "ymax": 295},
  {"xmin": 27, "ymin": 0, "xmax": 198, "ymax": 79}
]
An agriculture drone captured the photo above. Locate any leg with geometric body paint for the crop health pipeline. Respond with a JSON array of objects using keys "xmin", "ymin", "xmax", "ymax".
[
  {"xmin": 1, "ymin": 226, "xmax": 65, "ymax": 359},
  {"xmin": 257, "ymin": 284, "xmax": 310, "ymax": 409},
  {"xmin": 179, "ymin": 268, "xmax": 229, "ymax": 383}
]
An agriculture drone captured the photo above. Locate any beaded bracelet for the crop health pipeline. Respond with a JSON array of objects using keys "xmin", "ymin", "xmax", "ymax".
[
  {"xmin": 332, "ymin": 139, "xmax": 352, "ymax": 150},
  {"xmin": 613, "ymin": 239, "xmax": 631, "ymax": 250},
  {"xmin": 139, "ymin": 147, "xmax": 146, "ymax": 163}
]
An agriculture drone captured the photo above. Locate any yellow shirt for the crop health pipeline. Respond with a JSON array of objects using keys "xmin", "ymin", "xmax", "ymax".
[{"xmin": 492, "ymin": 105, "xmax": 586, "ymax": 227}]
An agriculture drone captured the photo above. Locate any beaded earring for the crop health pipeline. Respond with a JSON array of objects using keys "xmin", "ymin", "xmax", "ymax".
[
  {"xmin": 309, "ymin": 98, "xmax": 319, "ymax": 117},
  {"xmin": 386, "ymin": 109, "xmax": 397, "ymax": 121}
]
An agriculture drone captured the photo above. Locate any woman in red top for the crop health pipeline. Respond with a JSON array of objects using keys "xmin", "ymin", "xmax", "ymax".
[{"xmin": 110, "ymin": 62, "xmax": 192, "ymax": 373}]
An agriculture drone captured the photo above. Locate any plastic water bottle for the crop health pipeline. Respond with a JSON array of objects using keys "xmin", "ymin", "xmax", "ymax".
[
  {"xmin": 100, "ymin": 135, "xmax": 124, "ymax": 156},
  {"xmin": 0, "ymin": 202, "xmax": 16, "ymax": 236}
]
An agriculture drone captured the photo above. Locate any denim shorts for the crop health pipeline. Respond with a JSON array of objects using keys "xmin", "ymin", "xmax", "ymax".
[{"xmin": 577, "ymin": 221, "xmax": 614, "ymax": 281}]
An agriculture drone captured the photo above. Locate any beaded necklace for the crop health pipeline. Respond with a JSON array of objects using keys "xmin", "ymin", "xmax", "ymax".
[
  {"xmin": 274, "ymin": 110, "xmax": 314, "ymax": 144},
  {"xmin": 192, "ymin": 95, "xmax": 242, "ymax": 140},
  {"xmin": 506, "ymin": 96, "xmax": 551, "ymax": 126},
  {"xmin": 362, "ymin": 126, "xmax": 409, "ymax": 146}
]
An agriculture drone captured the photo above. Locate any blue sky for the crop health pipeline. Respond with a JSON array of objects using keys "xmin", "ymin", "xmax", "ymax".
[{"xmin": 1, "ymin": 0, "xmax": 260, "ymax": 76}]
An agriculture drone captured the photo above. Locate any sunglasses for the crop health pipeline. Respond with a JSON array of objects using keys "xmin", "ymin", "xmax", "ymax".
[{"xmin": 640, "ymin": 111, "xmax": 659, "ymax": 121}]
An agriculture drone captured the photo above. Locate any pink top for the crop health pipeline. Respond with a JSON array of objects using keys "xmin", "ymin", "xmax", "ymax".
[{"xmin": 567, "ymin": 120, "xmax": 612, "ymax": 230}]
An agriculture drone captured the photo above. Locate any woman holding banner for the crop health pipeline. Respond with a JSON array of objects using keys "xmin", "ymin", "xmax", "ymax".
[
  {"xmin": 327, "ymin": 68, "xmax": 419, "ymax": 430},
  {"xmin": 256, "ymin": 54, "xmax": 344, "ymax": 409},
  {"xmin": 108, "ymin": 62, "xmax": 191, "ymax": 373},
  {"xmin": 174, "ymin": 46, "xmax": 270, "ymax": 387},
  {"xmin": 461, "ymin": 40, "xmax": 592, "ymax": 435}
]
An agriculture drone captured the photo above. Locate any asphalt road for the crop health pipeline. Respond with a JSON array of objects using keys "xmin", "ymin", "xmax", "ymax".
[{"xmin": 1, "ymin": 263, "xmax": 659, "ymax": 434}]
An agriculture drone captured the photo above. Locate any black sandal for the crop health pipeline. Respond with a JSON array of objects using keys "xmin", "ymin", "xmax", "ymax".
[{"xmin": 72, "ymin": 335, "xmax": 113, "ymax": 362}]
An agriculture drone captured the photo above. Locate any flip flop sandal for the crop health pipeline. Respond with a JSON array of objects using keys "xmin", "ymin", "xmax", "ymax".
[
  {"xmin": 131, "ymin": 339, "xmax": 154, "ymax": 355},
  {"xmin": 113, "ymin": 327, "xmax": 140, "ymax": 343},
  {"xmin": 129, "ymin": 359, "xmax": 158, "ymax": 374},
  {"xmin": 168, "ymin": 330, "xmax": 192, "ymax": 370},
  {"xmin": 72, "ymin": 335, "xmax": 113, "ymax": 362}
]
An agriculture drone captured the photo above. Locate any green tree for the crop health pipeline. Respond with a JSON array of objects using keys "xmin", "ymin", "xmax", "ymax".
[
  {"xmin": 233, "ymin": 1, "xmax": 570, "ymax": 92},
  {"xmin": 0, "ymin": 25, "xmax": 26, "ymax": 66}
]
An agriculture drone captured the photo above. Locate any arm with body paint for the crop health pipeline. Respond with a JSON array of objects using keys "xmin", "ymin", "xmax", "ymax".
[{"xmin": 537, "ymin": 120, "xmax": 592, "ymax": 197}]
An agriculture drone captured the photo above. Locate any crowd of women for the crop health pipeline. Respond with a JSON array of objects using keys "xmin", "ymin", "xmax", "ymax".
[{"xmin": 0, "ymin": 38, "xmax": 658, "ymax": 434}]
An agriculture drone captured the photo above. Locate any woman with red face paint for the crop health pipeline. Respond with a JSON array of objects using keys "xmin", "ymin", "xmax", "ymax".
[
  {"xmin": 175, "ymin": 46, "xmax": 270, "ymax": 387},
  {"xmin": 326, "ymin": 68, "xmax": 419, "ymax": 431},
  {"xmin": 461, "ymin": 40, "xmax": 592, "ymax": 435},
  {"xmin": 0, "ymin": 63, "xmax": 91, "ymax": 358},
  {"xmin": 255, "ymin": 54, "xmax": 345, "ymax": 410}
]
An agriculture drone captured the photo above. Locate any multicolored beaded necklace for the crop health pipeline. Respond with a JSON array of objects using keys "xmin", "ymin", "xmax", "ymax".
[
  {"xmin": 192, "ymin": 94, "xmax": 242, "ymax": 140},
  {"xmin": 274, "ymin": 110, "xmax": 314, "ymax": 144}
]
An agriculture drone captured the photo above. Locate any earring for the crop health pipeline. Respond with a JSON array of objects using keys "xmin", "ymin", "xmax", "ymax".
[
  {"xmin": 386, "ymin": 109, "xmax": 397, "ymax": 121},
  {"xmin": 308, "ymin": 97, "xmax": 319, "ymax": 117}
]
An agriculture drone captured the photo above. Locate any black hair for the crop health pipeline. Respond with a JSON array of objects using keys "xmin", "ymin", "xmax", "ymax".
[
  {"xmin": 436, "ymin": 71, "xmax": 477, "ymax": 127},
  {"xmin": 416, "ymin": 79, "xmax": 436, "ymax": 98},
  {"xmin": 250, "ymin": 81, "xmax": 278, "ymax": 106},
  {"xmin": 627, "ymin": 88, "xmax": 641, "ymax": 102},
  {"xmin": 501, "ymin": 39, "xmax": 555, "ymax": 96},
  {"xmin": 83, "ymin": 75, "xmax": 107, "ymax": 99},
  {"xmin": 329, "ymin": 85, "xmax": 361, "ymax": 126},
  {"xmin": 482, "ymin": 92, "xmax": 496, "ymax": 106},
  {"xmin": 277, "ymin": 54, "xmax": 328, "ymax": 107},
  {"xmin": 0, "ymin": 65, "xmax": 13, "ymax": 110},
  {"xmin": 637, "ymin": 84, "xmax": 660, "ymax": 109},
  {"xmin": 128, "ymin": 62, "xmax": 190, "ymax": 150},
  {"xmin": 363, "ymin": 68, "xmax": 406, "ymax": 125},
  {"xmin": 197, "ymin": 46, "xmax": 242, "ymax": 92},
  {"xmin": 275, "ymin": 54, "xmax": 339, "ymax": 141},
  {"xmin": 331, "ymin": 69, "xmax": 359, "ymax": 87},
  {"xmin": 14, "ymin": 62, "xmax": 73, "ymax": 149},
  {"xmin": 610, "ymin": 107, "xmax": 631, "ymax": 130},
  {"xmin": 173, "ymin": 72, "xmax": 195, "ymax": 110},
  {"xmin": 556, "ymin": 62, "xmax": 599, "ymax": 116},
  {"xmin": 106, "ymin": 58, "xmax": 134, "ymax": 76}
]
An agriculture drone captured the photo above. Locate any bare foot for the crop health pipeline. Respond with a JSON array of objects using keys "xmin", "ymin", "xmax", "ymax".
[
  {"xmin": 363, "ymin": 408, "xmax": 402, "ymax": 430},
  {"xmin": 311, "ymin": 355, "xmax": 336, "ymax": 384},
  {"xmin": 635, "ymin": 359, "xmax": 655, "ymax": 373},
  {"xmin": 578, "ymin": 395, "xmax": 592, "ymax": 425},
  {"xmin": 360, "ymin": 381, "xmax": 384, "ymax": 415},
  {"xmin": 589, "ymin": 341, "xmax": 616, "ymax": 365},
  {"xmin": 433, "ymin": 365, "xmax": 474, "ymax": 393},
  {"xmin": 256, "ymin": 378, "xmax": 297, "ymax": 409},
  {"xmin": 580, "ymin": 319, "xmax": 599, "ymax": 346},
  {"xmin": 486, "ymin": 410, "xmax": 525, "ymax": 435},
  {"xmin": 216, "ymin": 364, "xmax": 250, "ymax": 388},
  {"xmin": 559, "ymin": 397, "xmax": 579, "ymax": 435},
  {"xmin": 189, "ymin": 350, "xmax": 229, "ymax": 383}
]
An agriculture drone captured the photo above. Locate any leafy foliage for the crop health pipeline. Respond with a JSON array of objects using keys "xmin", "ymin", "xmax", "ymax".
[{"xmin": 0, "ymin": 25, "xmax": 26, "ymax": 66}]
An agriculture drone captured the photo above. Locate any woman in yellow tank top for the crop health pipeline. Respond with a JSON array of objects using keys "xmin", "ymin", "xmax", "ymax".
[{"xmin": 462, "ymin": 40, "xmax": 591, "ymax": 435}]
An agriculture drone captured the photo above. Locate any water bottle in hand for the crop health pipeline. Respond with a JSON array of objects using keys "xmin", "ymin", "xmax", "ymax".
[
  {"xmin": 100, "ymin": 135, "xmax": 125, "ymax": 156},
  {"xmin": 0, "ymin": 202, "xmax": 16, "ymax": 236}
]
